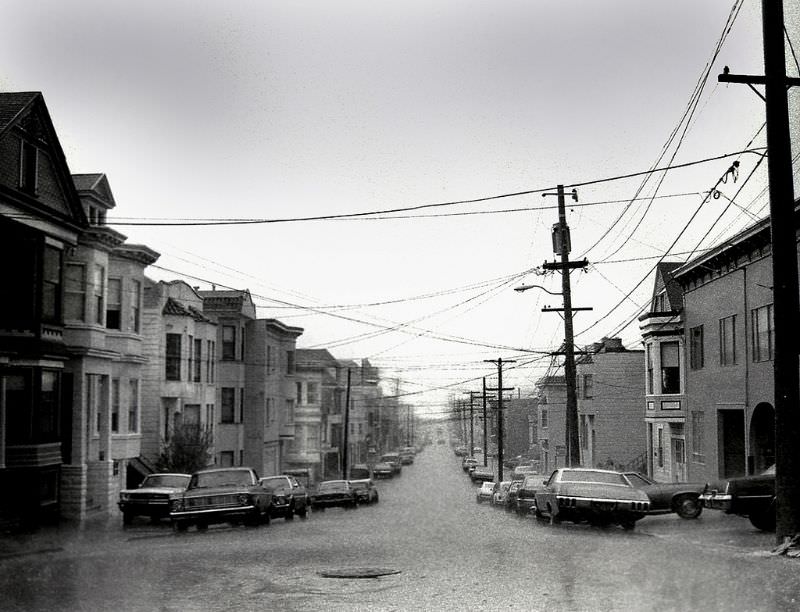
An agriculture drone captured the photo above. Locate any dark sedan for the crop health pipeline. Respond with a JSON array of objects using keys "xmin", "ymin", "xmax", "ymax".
[
  {"xmin": 534, "ymin": 468, "xmax": 650, "ymax": 530},
  {"xmin": 311, "ymin": 480, "xmax": 358, "ymax": 510},
  {"xmin": 170, "ymin": 467, "xmax": 272, "ymax": 531},
  {"xmin": 118, "ymin": 473, "xmax": 190, "ymax": 525},
  {"xmin": 622, "ymin": 472, "xmax": 704, "ymax": 519},
  {"xmin": 700, "ymin": 464, "xmax": 776, "ymax": 531}
]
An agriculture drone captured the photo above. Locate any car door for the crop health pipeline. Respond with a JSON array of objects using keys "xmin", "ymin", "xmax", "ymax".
[{"xmin": 535, "ymin": 471, "xmax": 559, "ymax": 516}]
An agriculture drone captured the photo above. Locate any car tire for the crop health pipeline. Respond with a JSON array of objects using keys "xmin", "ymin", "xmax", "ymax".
[
  {"xmin": 173, "ymin": 520, "xmax": 188, "ymax": 532},
  {"xmin": 297, "ymin": 502, "xmax": 309, "ymax": 518},
  {"xmin": 286, "ymin": 503, "xmax": 295, "ymax": 520},
  {"xmin": 620, "ymin": 519, "xmax": 637, "ymax": 530},
  {"xmin": 674, "ymin": 494, "xmax": 703, "ymax": 519},
  {"xmin": 749, "ymin": 506, "xmax": 776, "ymax": 532},
  {"xmin": 374, "ymin": 493, "xmax": 379, "ymax": 504},
  {"xmin": 122, "ymin": 511, "xmax": 134, "ymax": 526},
  {"xmin": 196, "ymin": 521, "xmax": 208, "ymax": 531}
]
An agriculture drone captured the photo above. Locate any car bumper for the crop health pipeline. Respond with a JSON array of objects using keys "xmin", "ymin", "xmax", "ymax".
[
  {"xmin": 170, "ymin": 504, "xmax": 257, "ymax": 521},
  {"xmin": 699, "ymin": 493, "xmax": 732, "ymax": 512}
]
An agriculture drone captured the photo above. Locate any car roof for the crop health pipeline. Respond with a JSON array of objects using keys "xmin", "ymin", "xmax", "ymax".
[{"xmin": 194, "ymin": 467, "xmax": 252, "ymax": 474}]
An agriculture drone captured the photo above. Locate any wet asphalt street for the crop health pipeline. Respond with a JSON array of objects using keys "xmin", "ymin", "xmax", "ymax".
[{"xmin": 2, "ymin": 443, "xmax": 800, "ymax": 612}]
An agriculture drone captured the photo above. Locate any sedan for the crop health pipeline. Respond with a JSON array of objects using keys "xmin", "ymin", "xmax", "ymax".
[
  {"xmin": 700, "ymin": 464, "xmax": 776, "ymax": 531},
  {"xmin": 311, "ymin": 480, "xmax": 358, "ymax": 511},
  {"xmin": 534, "ymin": 468, "xmax": 650, "ymax": 530},
  {"xmin": 372, "ymin": 462, "xmax": 394, "ymax": 479},
  {"xmin": 170, "ymin": 467, "xmax": 272, "ymax": 531},
  {"xmin": 118, "ymin": 473, "xmax": 190, "ymax": 525},
  {"xmin": 349, "ymin": 479, "xmax": 379, "ymax": 504},
  {"xmin": 491, "ymin": 481, "xmax": 512, "ymax": 507},
  {"xmin": 470, "ymin": 466, "xmax": 495, "ymax": 484},
  {"xmin": 476, "ymin": 481, "xmax": 496, "ymax": 504},
  {"xmin": 622, "ymin": 472, "xmax": 704, "ymax": 519}
]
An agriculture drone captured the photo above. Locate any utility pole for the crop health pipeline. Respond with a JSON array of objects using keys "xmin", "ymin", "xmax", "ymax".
[
  {"xmin": 482, "ymin": 380, "xmax": 488, "ymax": 466},
  {"xmin": 466, "ymin": 391, "xmax": 484, "ymax": 465},
  {"xmin": 485, "ymin": 358, "xmax": 515, "ymax": 482},
  {"xmin": 542, "ymin": 185, "xmax": 589, "ymax": 468},
  {"xmin": 342, "ymin": 368, "xmax": 351, "ymax": 480},
  {"xmin": 469, "ymin": 396, "xmax": 475, "ymax": 456},
  {"xmin": 718, "ymin": 2, "xmax": 800, "ymax": 544}
]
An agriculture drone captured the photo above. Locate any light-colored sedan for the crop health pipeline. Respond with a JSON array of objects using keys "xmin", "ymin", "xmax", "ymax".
[{"xmin": 476, "ymin": 481, "xmax": 496, "ymax": 504}]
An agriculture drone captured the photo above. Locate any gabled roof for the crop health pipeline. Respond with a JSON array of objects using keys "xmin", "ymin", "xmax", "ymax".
[
  {"xmin": 296, "ymin": 348, "xmax": 337, "ymax": 365},
  {"xmin": 162, "ymin": 297, "xmax": 215, "ymax": 323},
  {"xmin": 0, "ymin": 92, "xmax": 88, "ymax": 229},
  {"xmin": 654, "ymin": 262, "xmax": 683, "ymax": 311},
  {"xmin": 73, "ymin": 173, "xmax": 117, "ymax": 210}
]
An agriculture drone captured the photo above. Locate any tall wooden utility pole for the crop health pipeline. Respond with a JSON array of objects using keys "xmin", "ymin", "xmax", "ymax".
[
  {"xmin": 718, "ymin": 2, "xmax": 800, "ymax": 543},
  {"xmin": 542, "ymin": 186, "xmax": 589, "ymax": 467},
  {"xmin": 342, "ymin": 368, "xmax": 351, "ymax": 480},
  {"xmin": 482, "ymin": 380, "xmax": 489, "ymax": 466},
  {"xmin": 485, "ymin": 358, "xmax": 515, "ymax": 482}
]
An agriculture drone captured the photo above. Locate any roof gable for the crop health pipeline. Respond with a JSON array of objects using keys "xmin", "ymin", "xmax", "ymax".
[{"xmin": 0, "ymin": 92, "xmax": 87, "ymax": 229}]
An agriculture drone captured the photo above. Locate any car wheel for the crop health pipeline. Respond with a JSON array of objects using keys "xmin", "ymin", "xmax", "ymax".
[
  {"xmin": 373, "ymin": 493, "xmax": 379, "ymax": 504},
  {"xmin": 196, "ymin": 521, "xmax": 208, "ymax": 531},
  {"xmin": 620, "ymin": 519, "xmax": 637, "ymax": 530},
  {"xmin": 286, "ymin": 503, "xmax": 295, "ymax": 520},
  {"xmin": 749, "ymin": 506, "xmax": 776, "ymax": 532},
  {"xmin": 674, "ymin": 494, "xmax": 703, "ymax": 519},
  {"xmin": 173, "ymin": 520, "xmax": 188, "ymax": 532},
  {"xmin": 297, "ymin": 502, "xmax": 309, "ymax": 518},
  {"xmin": 122, "ymin": 511, "xmax": 134, "ymax": 526}
]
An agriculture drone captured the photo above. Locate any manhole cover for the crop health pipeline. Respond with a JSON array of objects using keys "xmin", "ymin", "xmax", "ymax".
[{"xmin": 318, "ymin": 567, "xmax": 401, "ymax": 579}]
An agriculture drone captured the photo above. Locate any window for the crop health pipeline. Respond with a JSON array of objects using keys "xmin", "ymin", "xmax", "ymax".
[
  {"xmin": 64, "ymin": 263, "xmax": 86, "ymax": 321},
  {"xmin": 20, "ymin": 140, "xmax": 38, "ymax": 193},
  {"xmin": 128, "ymin": 379, "xmax": 139, "ymax": 433},
  {"xmin": 39, "ymin": 370, "xmax": 59, "ymax": 440},
  {"xmin": 207, "ymin": 340, "xmax": 215, "ymax": 382},
  {"xmin": 130, "ymin": 280, "xmax": 141, "ymax": 333},
  {"xmin": 541, "ymin": 408, "xmax": 548, "ymax": 429},
  {"xmin": 266, "ymin": 398, "xmax": 274, "ymax": 424},
  {"xmin": 657, "ymin": 427, "xmax": 664, "ymax": 468},
  {"xmin": 287, "ymin": 350, "xmax": 295, "ymax": 374},
  {"xmin": 93, "ymin": 265, "xmax": 105, "ymax": 325},
  {"xmin": 689, "ymin": 325, "xmax": 704, "ymax": 370},
  {"xmin": 111, "ymin": 378, "xmax": 120, "ymax": 433},
  {"xmin": 296, "ymin": 381, "xmax": 303, "ymax": 405},
  {"xmin": 660, "ymin": 341, "xmax": 680, "ymax": 394},
  {"xmin": 691, "ymin": 411, "xmax": 705, "ymax": 464},
  {"xmin": 106, "ymin": 278, "xmax": 122, "ymax": 329},
  {"xmin": 719, "ymin": 315, "xmax": 737, "ymax": 366},
  {"xmin": 239, "ymin": 387, "xmax": 245, "ymax": 423},
  {"xmin": 219, "ymin": 451, "xmax": 234, "ymax": 467},
  {"xmin": 206, "ymin": 404, "xmax": 214, "ymax": 433},
  {"xmin": 222, "ymin": 325, "xmax": 236, "ymax": 360},
  {"xmin": 284, "ymin": 399, "xmax": 295, "ymax": 426},
  {"xmin": 240, "ymin": 326, "xmax": 246, "ymax": 360},
  {"xmin": 580, "ymin": 415, "xmax": 588, "ymax": 450},
  {"xmin": 42, "ymin": 246, "xmax": 62, "ymax": 322},
  {"xmin": 752, "ymin": 304, "xmax": 774, "ymax": 362},
  {"xmin": 187, "ymin": 335, "xmax": 194, "ymax": 382},
  {"xmin": 646, "ymin": 344, "xmax": 654, "ymax": 394},
  {"xmin": 194, "ymin": 338, "xmax": 202, "ymax": 382},
  {"xmin": 183, "ymin": 404, "xmax": 201, "ymax": 428},
  {"xmin": 221, "ymin": 388, "xmax": 235, "ymax": 424},
  {"xmin": 165, "ymin": 333, "xmax": 182, "ymax": 381},
  {"xmin": 582, "ymin": 374, "xmax": 593, "ymax": 399},
  {"xmin": 307, "ymin": 382, "xmax": 319, "ymax": 404}
]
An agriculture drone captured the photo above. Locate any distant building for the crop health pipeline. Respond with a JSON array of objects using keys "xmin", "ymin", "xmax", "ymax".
[
  {"xmin": 535, "ymin": 376, "xmax": 566, "ymax": 474},
  {"xmin": 502, "ymin": 397, "xmax": 538, "ymax": 460},
  {"xmin": 576, "ymin": 337, "xmax": 645, "ymax": 472}
]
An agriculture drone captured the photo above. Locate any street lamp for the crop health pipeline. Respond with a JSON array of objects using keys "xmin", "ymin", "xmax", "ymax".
[{"xmin": 514, "ymin": 284, "xmax": 563, "ymax": 296}]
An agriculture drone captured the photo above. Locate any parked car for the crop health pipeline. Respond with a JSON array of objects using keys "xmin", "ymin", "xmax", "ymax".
[
  {"xmin": 505, "ymin": 480, "xmax": 523, "ymax": 512},
  {"xmin": 258, "ymin": 474, "xmax": 309, "ymax": 520},
  {"xmin": 512, "ymin": 464, "xmax": 540, "ymax": 480},
  {"xmin": 700, "ymin": 464, "xmax": 776, "ymax": 531},
  {"xmin": 372, "ymin": 462, "xmax": 394, "ymax": 479},
  {"xmin": 622, "ymin": 472, "xmax": 704, "ymax": 519},
  {"xmin": 491, "ymin": 481, "xmax": 512, "ymax": 507},
  {"xmin": 454, "ymin": 446, "xmax": 469, "ymax": 457},
  {"xmin": 515, "ymin": 475, "xmax": 541, "ymax": 516},
  {"xmin": 118, "ymin": 473, "xmax": 190, "ymax": 525},
  {"xmin": 470, "ymin": 466, "xmax": 495, "ymax": 484},
  {"xmin": 349, "ymin": 464, "xmax": 371, "ymax": 480},
  {"xmin": 399, "ymin": 451, "xmax": 414, "ymax": 465},
  {"xmin": 381, "ymin": 453, "xmax": 403, "ymax": 475},
  {"xmin": 311, "ymin": 480, "xmax": 358, "ymax": 510},
  {"xmin": 462, "ymin": 457, "xmax": 479, "ymax": 472},
  {"xmin": 349, "ymin": 479, "xmax": 379, "ymax": 504},
  {"xmin": 476, "ymin": 481, "xmax": 496, "ymax": 503},
  {"xmin": 170, "ymin": 467, "xmax": 272, "ymax": 531},
  {"xmin": 534, "ymin": 468, "xmax": 650, "ymax": 530}
]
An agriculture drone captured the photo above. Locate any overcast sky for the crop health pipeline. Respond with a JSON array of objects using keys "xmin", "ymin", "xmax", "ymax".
[{"xmin": 2, "ymin": 1, "xmax": 795, "ymax": 417}]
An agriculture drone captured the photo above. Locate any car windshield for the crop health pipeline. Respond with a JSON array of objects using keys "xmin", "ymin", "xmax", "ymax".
[
  {"xmin": 560, "ymin": 470, "xmax": 629, "ymax": 486},
  {"xmin": 142, "ymin": 474, "xmax": 189, "ymax": 488},
  {"xmin": 381, "ymin": 455, "xmax": 399, "ymax": 461},
  {"xmin": 319, "ymin": 481, "xmax": 347, "ymax": 491},
  {"xmin": 260, "ymin": 477, "xmax": 288, "ymax": 489},
  {"xmin": 192, "ymin": 470, "xmax": 253, "ymax": 488}
]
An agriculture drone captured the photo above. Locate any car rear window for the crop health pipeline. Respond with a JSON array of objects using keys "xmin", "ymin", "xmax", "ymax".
[{"xmin": 560, "ymin": 470, "xmax": 628, "ymax": 485}]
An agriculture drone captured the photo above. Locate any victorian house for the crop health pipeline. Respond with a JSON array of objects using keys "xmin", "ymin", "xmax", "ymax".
[
  {"xmin": 140, "ymin": 280, "xmax": 217, "ymax": 467},
  {"xmin": 0, "ymin": 92, "xmax": 87, "ymax": 526},
  {"xmin": 535, "ymin": 375, "xmax": 566, "ymax": 474}
]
